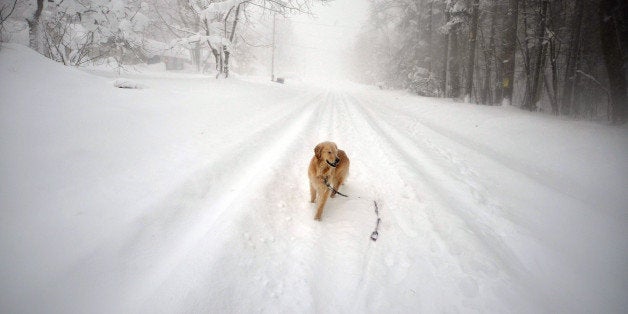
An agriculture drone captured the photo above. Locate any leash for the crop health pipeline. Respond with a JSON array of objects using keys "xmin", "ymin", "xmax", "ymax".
[
  {"xmin": 323, "ymin": 177, "xmax": 349, "ymax": 198},
  {"xmin": 323, "ymin": 177, "xmax": 381, "ymax": 242},
  {"xmin": 370, "ymin": 201, "xmax": 381, "ymax": 241}
]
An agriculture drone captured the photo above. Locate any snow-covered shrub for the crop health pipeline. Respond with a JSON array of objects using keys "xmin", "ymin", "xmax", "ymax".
[{"xmin": 113, "ymin": 78, "xmax": 146, "ymax": 89}]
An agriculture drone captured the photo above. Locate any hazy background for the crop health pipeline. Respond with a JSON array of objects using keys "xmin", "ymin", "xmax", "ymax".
[
  {"xmin": 287, "ymin": 0, "xmax": 369, "ymax": 80},
  {"xmin": 1, "ymin": 0, "xmax": 625, "ymax": 121}
]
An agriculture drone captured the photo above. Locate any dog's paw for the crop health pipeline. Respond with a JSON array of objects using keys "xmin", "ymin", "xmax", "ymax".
[{"xmin": 314, "ymin": 215, "xmax": 322, "ymax": 221}]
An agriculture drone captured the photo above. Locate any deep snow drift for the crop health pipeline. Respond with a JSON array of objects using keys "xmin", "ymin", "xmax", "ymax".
[{"xmin": 1, "ymin": 44, "xmax": 627, "ymax": 313}]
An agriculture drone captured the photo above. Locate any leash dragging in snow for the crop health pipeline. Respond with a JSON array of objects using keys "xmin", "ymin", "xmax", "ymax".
[
  {"xmin": 323, "ymin": 178, "xmax": 382, "ymax": 242},
  {"xmin": 323, "ymin": 177, "xmax": 349, "ymax": 198},
  {"xmin": 370, "ymin": 201, "xmax": 381, "ymax": 242}
]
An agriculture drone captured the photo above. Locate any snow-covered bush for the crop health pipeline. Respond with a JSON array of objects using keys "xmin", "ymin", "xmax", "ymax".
[
  {"xmin": 113, "ymin": 77, "xmax": 146, "ymax": 88},
  {"xmin": 39, "ymin": 0, "xmax": 151, "ymax": 66}
]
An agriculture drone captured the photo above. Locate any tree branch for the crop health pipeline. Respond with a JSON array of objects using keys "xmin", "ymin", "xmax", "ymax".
[
  {"xmin": 154, "ymin": 3, "xmax": 197, "ymax": 38},
  {"xmin": 0, "ymin": 0, "xmax": 18, "ymax": 25}
]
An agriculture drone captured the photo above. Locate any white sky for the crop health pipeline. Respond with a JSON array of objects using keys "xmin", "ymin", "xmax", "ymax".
[{"xmin": 283, "ymin": 0, "xmax": 370, "ymax": 81}]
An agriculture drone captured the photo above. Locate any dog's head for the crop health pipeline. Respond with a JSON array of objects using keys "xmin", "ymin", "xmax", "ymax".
[{"xmin": 315, "ymin": 141, "xmax": 340, "ymax": 167}]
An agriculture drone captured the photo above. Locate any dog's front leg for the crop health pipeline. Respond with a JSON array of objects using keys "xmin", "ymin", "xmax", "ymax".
[{"xmin": 314, "ymin": 187, "xmax": 331, "ymax": 221}]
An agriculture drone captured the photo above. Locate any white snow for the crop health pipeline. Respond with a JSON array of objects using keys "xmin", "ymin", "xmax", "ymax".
[{"xmin": 1, "ymin": 43, "xmax": 627, "ymax": 313}]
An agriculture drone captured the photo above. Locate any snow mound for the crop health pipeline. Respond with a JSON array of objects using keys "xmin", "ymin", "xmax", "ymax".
[
  {"xmin": 0, "ymin": 43, "xmax": 107, "ymax": 89},
  {"xmin": 113, "ymin": 78, "xmax": 146, "ymax": 89}
]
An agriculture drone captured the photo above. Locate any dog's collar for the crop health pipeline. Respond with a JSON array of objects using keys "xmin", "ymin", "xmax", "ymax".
[{"xmin": 326, "ymin": 160, "xmax": 339, "ymax": 168}]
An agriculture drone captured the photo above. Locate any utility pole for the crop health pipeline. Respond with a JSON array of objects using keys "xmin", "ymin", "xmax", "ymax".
[{"xmin": 271, "ymin": 13, "xmax": 276, "ymax": 81}]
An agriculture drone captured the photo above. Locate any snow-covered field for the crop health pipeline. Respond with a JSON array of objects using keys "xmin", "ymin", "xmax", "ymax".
[{"xmin": 1, "ymin": 43, "xmax": 627, "ymax": 313}]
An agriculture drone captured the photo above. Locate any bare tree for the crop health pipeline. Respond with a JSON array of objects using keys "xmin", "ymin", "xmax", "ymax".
[
  {"xmin": 0, "ymin": 0, "xmax": 18, "ymax": 38},
  {"xmin": 500, "ymin": 0, "xmax": 518, "ymax": 106},
  {"xmin": 560, "ymin": 0, "xmax": 584, "ymax": 116},
  {"xmin": 441, "ymin": 0, "xmax": 450, "ymax": 97},
  {"xmin": 464, "ymin": 0, "xmax": 480, "ymax": 102},
  {"xmin": 188, "ymin": 0, "xmax": 321, "ymax": 78},
  {"xmin": 598, "ymin": 0, "xmax": 626, "ymax": 124},
  {"xmin": 27, "ymin": 0, "xmax": 44, "ymax": 51},
  {"xmin": 479, "ymin": 0, "xmax": 498, "ymax": 105}
]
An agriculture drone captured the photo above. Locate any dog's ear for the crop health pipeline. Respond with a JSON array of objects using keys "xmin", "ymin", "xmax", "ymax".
[{"xmin": 314, "ymin": 143, "xmax": 323, "ymax": 159}]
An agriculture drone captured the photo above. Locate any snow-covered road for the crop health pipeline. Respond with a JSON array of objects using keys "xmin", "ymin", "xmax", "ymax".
[{"xmin": 1, "ymin": 45, "xmax": 627, "ymax": 313}]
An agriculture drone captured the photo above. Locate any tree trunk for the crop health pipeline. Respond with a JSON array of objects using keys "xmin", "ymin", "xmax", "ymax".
[
  {"xmin": 480, "ymin": 31, "xmax": 491, "ymax": 105},
  {"xmin": 520, "ymin": 0, "xmax": 533, "ymax": 108},
  {"xmin": 599, "ymin": 0, "xmax": 627, "ymax": 124},
  {"xmin": 192, "ymin": 15, "xmax": 201, "ymax": 72},
  {"xmin": 487, "ymin": 0, "xmax": 497, "ymax": 105},
  {"xmin": 426, "ymin": 0, "xmax": 433, "ymax": 74},
  {"xmin": 223, "ymin": 47, "xmax": 230, "ymax": 78},
  {"xmin": 464, "ymin": 0, "xmax": 480, "ymax": 103},
  {"xmin": 204, "ymin": 18, "xmax": 223, "ymax": 75},
  {"xmin": 191, "ymin": 43, "xmax": 201, "ymax": 72},
  {"xmin": 481, "ymin": 2, "xmax": 496, "ymax": 105},
  {"xmin": 561, "ymin": 0, "xmax": 584, "ymax": 116},
  {"xmin": 441, "ymin": 1, "xmax": 451, "ymax": 97},
  {"xmin": 547, "ymin": 1, "xmax": 559, "ymax": 115},
  {"xmin": 450, "ymin": 27, "xmax": 461, "ymax": 99},
  {"xmin": 523, "ymin": 0, "xmax": 549, "ymax": 111},
  {"xmin": 500, "ymin": 0, "xmax": 518, "ymax": 105},
  {"xmin": 223, "ymin": 3, "xmax": 243, "ymax": 78},
  {"xmin": 27, "ymin": 0, "xmax": 44, "ymax": 52}
]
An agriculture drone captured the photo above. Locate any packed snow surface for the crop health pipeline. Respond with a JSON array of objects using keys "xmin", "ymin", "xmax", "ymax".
[{"xmin": 1, "ymin": 44, "xmax": 627, "ymax": 313}]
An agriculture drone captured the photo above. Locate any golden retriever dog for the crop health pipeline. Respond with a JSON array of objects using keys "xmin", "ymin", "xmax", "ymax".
[{"xmin": 308, "ymin": 141, "xmax": 350, "ymax": 220}]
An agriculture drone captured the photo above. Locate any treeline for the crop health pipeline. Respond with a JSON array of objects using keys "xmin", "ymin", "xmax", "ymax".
[
  {"xmin": 353, "ymin": 0, "xmax": 627, "ymax": 123},
  {"xmin": 0, "ymin": 0, "xmax": 318, "ymax": 77}
]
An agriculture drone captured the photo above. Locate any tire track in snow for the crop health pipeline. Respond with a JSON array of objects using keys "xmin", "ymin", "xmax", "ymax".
[
  {"xmin": 355, "ymin": 94, "xmax": 628, "ymax": 314},
  {"xmin": 353, "ymin": 96, "xmax": 593, "ymax": 246},
  {"xmin": 194, "ymin": 90, "xmax": 379, "ymax": 313},
  {"xmin": 356, "ymin": 94, "xmax": 578, "ymax": 256},
  {"xmin": 352, "ymin": 94, "xmax": 525, "ymax": 269},
  {"xmin": 179, "ymin": 90, "xmax": 395, "ymax": 314},
  {"xmin": 134, "ymin": 91, "xmax": 338, "ymax": 313},
  {"xmin": 334, "ymin": 93, "xmax": 452, "ymax": 312},
  {"xmin": 225, "ymin": 90, "xmax": 373, "ymax": 313},
  {"xmin": 361, "ymin": 93, "xmax": 596, "ymax": 212},
  {"xmin": 333, "ymin": 92, "xmax": 399, "ymax": 312},
  {"xmin": 341, "ymin": 92, "xmax": 540, "ymax": 312},
  {"xmin": 307, "ymin": 92, "xmax": 390, "ymax": 313},
  {"xmin": 319, "ymin": 92, "xmax": 441, "ymax": 312},
  {"xmin": 44, "ymin": 91, "xmax": 327, "ymax": 314},
  {"xmin": 353, "ymin": 95, "xmax": 535, "ymax": 244}
]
